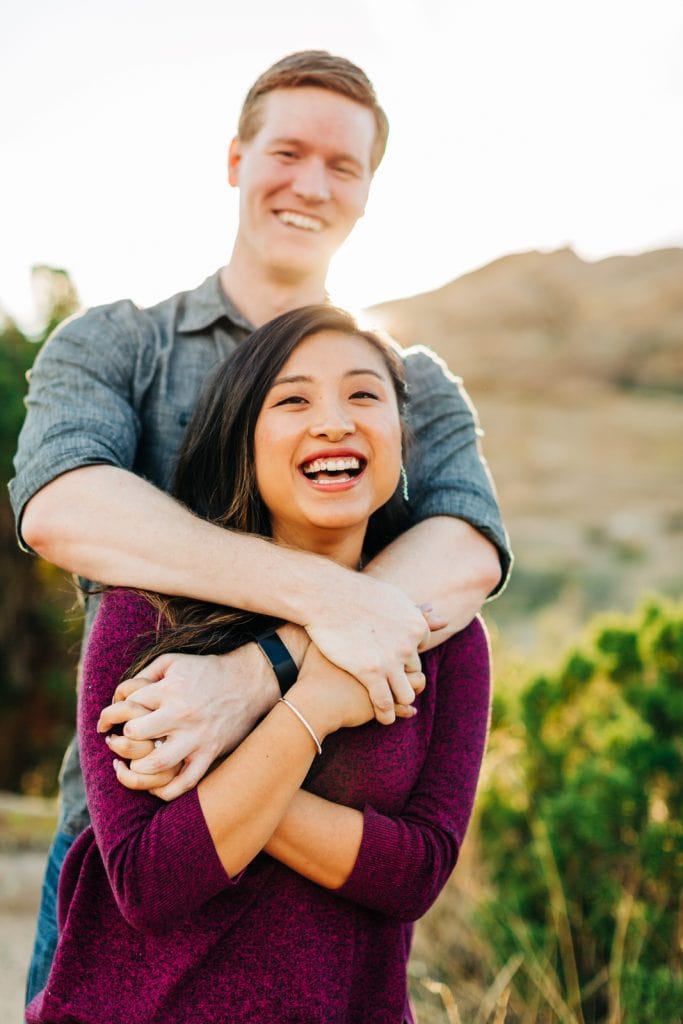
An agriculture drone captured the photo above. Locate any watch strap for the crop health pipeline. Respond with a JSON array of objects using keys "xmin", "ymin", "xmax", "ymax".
[{"xmin": 255, "ymin": 629, "xmax": 298, "ymax": 695}]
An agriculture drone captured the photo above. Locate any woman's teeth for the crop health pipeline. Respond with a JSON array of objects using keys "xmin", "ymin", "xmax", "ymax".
[
  {"xmin": 302, "ymin": 457, "xmax": 363, "ymax": 480},
  {"xmin": 303, "ymin": 457, "xmax": 360, "ymax": 474}
]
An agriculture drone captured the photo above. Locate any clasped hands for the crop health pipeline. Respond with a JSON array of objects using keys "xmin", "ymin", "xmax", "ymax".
[{"xmin": 97, "ymin": 575, "xmax": 444, "ymax": 801}]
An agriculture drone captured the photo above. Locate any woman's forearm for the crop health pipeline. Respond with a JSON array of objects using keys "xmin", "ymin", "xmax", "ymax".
[
  {"xmin": 264, "ymin": 790, "xmax": 364, "ymax": 889},
  {"xmin": 196, "ymin": 680, "xmax": 349, "ymax": 878}
]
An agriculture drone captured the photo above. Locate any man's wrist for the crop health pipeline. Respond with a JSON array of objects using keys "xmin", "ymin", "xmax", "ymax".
[{"xmin": 275, "ymin": 623, "xmax": 310, "ymax": 667}]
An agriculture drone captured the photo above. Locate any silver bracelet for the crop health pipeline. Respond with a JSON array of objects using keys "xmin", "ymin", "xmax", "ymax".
[{"xmin": 278, "ymin": 697, "xmax": 322, "ymax": 756}]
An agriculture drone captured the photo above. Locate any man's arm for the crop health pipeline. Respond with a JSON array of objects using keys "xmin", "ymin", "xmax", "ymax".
[
  {"xmin": 22, "ymin": 464, "xmax": 430, "ymax": 711},
  {"xmin": 108, "ymin": 514, "xmax": 494, "ymax": 799},
  {"xmin": 400, "ymin": 344, "xmax": 511, "ymax": 585},
  {"xmin": 364, "ymin": 515, "xmax": 501, "ymax": 651},
  {"xmin": 11, "ymin": 304, "xmax": 428, "ymax": 712}
]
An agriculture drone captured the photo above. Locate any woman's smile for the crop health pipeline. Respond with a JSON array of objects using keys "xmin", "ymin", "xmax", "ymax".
[
  {"xmin": 254, "ymin": 329, "xmax": 402, "ymax": 563},
  {"xmin": 299, "ymin": 447, "xmax": 367, "ymax": 489}
]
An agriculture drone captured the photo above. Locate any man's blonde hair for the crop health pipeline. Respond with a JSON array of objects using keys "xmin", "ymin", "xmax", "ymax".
[{"xmin": 238, "ymin": 50, "xmax": 389, "ymax": 172}]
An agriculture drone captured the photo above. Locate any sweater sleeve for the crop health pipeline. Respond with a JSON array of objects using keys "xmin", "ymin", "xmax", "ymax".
[
  {"xmin": 78, "ymin": 588, "xmax": 240, "ymax": 932},
  {"xmin": 335, "ymin": 618, "xmax": 491, "ymax": 921}
]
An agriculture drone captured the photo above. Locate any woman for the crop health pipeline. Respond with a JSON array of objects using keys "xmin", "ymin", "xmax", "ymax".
[{"xmin": 27, "ymin": 306, "xmax": 490, "ymax": 1024}]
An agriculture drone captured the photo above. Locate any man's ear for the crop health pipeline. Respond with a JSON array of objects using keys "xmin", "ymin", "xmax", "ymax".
[{"xmin": 227, "ymin": 136, "xmax": 242, "ymax": 187}]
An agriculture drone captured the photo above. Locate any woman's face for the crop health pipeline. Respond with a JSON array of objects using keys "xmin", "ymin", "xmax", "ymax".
[{"xmin": 253, "ymin": 329, "xmax": 402, "ymax": 564}]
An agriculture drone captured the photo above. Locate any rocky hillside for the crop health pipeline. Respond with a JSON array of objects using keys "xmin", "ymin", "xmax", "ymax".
[
  {"xmin": 370, "ymin": 247, "xmax": 683, "ymax": 395},
  {"xmin": 368, "ymin": 249, "xmax": 683, "ymax": 647}
]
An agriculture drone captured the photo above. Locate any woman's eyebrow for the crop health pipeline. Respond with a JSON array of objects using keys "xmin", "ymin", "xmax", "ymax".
[
  {"xmin": 345, "ymin": 368, "xmax": 385, "ymax": 381},
  {"xmin": 271, "ymin": 368, "xmax": 386, "ymax": 388},
  {"xmin": 271, "ymin": 374, "xmax": 313, "ymax": 387}
]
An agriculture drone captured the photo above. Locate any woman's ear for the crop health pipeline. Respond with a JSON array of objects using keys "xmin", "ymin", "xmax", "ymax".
[{"xmin": 227, "ymin": 137, "xmax": 242, "ymax": 187}]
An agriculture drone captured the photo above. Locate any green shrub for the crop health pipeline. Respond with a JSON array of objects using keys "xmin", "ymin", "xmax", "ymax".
[
  {"xmin": 0, "ymin": 274, "xmax": 82, "ymax": 794},
  {"xmin": 478, "ymin": 597, "xmax": 683, "ymax": 1023}
]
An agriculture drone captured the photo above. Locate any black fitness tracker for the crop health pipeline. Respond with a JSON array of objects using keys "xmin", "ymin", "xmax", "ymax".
[{"xmin": 255, "ymin": 629, "xmax": 299, "ymax": 695}]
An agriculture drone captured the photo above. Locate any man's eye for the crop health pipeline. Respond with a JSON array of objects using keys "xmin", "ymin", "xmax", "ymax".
[{"xmin": 276, "ymin": 150, "xmax": 297, "ymax": 160}]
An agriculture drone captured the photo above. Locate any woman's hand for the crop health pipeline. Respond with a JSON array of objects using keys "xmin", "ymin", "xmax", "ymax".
[
  {"xmin": 289, "ymin": 645, "xmax": 421, "ymax": 740},
  {"xmin": 97, "ymin": 697, "xmax": 180, "ymax": 793}
]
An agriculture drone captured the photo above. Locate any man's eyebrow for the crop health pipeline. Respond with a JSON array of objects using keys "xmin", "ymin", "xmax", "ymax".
[
  {"xmin": 271, "ymin": 368, "xmax": 386, "ymax": 387},
  {"xmin": 269, "ymin": 137, "xmax": 364, "ymax": 169}
]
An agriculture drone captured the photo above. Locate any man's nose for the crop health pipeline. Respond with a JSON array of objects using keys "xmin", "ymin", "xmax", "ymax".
[{"xmin": 292, "ymin": 158, "xmax": 331, "ymax": 203}]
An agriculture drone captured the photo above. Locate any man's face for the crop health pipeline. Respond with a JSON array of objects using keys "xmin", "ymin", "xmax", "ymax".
[{"xmin": 229, "ymin": 87, "xmax": 376, "ymax": 281}]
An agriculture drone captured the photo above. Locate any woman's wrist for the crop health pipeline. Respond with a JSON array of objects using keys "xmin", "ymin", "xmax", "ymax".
[{"xmin": 283, "ymin": 679, "xmax": 341, "ymax": 743}]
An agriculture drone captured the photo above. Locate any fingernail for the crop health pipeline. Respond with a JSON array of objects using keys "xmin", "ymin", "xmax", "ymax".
[
  {"xmin": 112, "ymin": 759, "xmax": 120, "ymax": 771},
  {"xmin": 104, "ymin": 735, "xmax": 111, "ymax": 745},
  {"xmin": 420, "ymin": 602, "xmax": 434, "ymax": 613}
]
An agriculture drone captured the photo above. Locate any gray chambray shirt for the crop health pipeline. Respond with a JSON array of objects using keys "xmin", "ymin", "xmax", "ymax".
[{"xmin": 10, "ymin": 271, "xmax": 511, "ymax": 836}]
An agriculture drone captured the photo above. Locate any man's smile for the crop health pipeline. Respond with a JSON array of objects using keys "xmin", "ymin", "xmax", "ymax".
[{"xmin": 275, "ymin": 210, "xmax": 325, "ymax": 232}]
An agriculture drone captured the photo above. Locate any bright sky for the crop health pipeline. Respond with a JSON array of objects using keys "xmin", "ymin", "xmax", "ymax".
[{"xmin": 2, "ymin": 0, "xmax": 682, "ymax": 329}]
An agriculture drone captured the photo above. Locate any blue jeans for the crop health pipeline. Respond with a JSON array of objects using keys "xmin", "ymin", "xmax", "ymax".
[{"xmin": 25, "ymin": 830, "xmax": 77, "ymax": 1009}]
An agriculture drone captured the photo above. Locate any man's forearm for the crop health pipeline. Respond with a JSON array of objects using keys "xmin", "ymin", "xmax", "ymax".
[
  {"xmin": 277, "ymin": 516, "xmax": 500, "ymax": 661},
  {"xmin": 21, "ymin": 465, "xmax": 347, "ymax": 624},
  {"xmin": 364, "ymin": 516, "xmax": 501, "ymax": 649},
  {"xmin": 22, "ymin": 464, "xmax": 434, "ymax": 714}
]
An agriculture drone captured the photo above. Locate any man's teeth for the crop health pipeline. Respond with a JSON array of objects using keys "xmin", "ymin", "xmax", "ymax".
[
  {"xmin": 303, "ymin": 457, "xmax": 361, "ymax": 475},
  {"xmin": 277, "ymin": 211, "xmax": 323, "ymax": 232}
]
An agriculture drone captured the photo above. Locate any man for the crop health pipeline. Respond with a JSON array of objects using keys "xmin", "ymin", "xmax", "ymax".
[{"xmin": 11, "ymin": 50, "xmax": 510, "ymax": 1003}]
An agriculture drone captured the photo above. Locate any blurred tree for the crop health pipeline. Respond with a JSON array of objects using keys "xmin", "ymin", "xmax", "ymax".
[
  {"xmin": 479, "ymin": 598, "xmax": 683, "ymax": 1023},
  {"xmin": 0, "ymin": 268, "xmax": 82, "ymax": 794}
]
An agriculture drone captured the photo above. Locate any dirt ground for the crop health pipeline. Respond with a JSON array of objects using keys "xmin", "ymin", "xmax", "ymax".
[
  {"xmin": 0, "ymin": 793, "xmax": 57, "ymax": 1023},
  {"xmin": 0, "ymin": 847, "xmax": 45, "ymax": 1023}
]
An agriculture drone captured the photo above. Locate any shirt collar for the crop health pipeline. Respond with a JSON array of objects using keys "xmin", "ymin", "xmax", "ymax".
[{"xmin": 177, "ymin": 270, "xmax": 255, "ymax": 334}]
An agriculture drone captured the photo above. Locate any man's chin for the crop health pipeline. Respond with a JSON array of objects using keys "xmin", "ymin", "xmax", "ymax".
[{"xmin": 266, "ymin": 247, "xmax": 333, "ymax": 284}]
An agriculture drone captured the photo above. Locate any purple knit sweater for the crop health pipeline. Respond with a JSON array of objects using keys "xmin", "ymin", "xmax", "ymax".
[{"xmin": 27, "ymin": 589, "xmax": 490, "ymax": 1024}]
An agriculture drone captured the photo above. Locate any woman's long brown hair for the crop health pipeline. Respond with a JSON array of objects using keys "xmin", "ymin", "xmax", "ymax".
[{"xmin": 128, "ymin": 304, "xmax": 410, "ymax": 676}]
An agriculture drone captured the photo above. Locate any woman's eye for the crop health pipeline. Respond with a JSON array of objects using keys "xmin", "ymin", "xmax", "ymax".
[
  {"xmin": 274, "ymin": 395, "xmax": 307, "ymax": 407},
  {"xmin": 350, "ymin": 390, "xmax": 379, "ymax": 401}
]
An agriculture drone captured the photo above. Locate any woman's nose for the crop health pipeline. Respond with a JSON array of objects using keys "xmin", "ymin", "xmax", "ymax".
[{"xmin": 309, "ymin": 408, "xmax": 355, "ymax": 441}]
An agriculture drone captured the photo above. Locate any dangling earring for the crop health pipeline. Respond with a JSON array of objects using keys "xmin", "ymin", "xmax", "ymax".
[{"xmin": 401, "ymin": 464, "xmax": 410, "ymax": 503}]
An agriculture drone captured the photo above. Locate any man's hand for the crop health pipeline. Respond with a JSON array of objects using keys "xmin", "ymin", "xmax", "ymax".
[
  {"xmin": 303, "ymin": 573, "xmax": 444, "ymax": 724},
  {"xmin": 96, "ymin": 645, "xmax": 280, "ymax": 800}
]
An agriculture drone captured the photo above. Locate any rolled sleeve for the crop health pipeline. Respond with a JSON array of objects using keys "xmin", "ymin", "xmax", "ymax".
[
  {"xmin": 9, "ymin": 303, "xmax": 145, "ymax": 548},
  {"xmin": 402, "ymin": 345, "xmax": 512, "ymax": 592}
]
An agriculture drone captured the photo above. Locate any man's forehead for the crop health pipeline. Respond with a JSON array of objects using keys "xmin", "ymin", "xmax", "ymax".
[{"xmin": 254, "ymin": 88, "xmax": 376, "ymax": 160}]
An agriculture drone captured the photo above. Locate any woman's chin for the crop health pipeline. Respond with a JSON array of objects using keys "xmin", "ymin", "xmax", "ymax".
[{"xmin": 270, "ymin": 516, "xmax": 370, "ymax": 566}]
